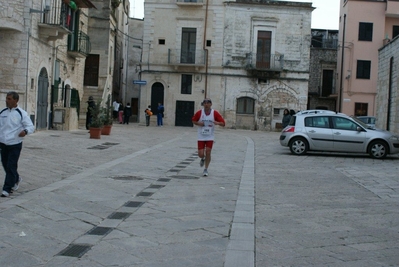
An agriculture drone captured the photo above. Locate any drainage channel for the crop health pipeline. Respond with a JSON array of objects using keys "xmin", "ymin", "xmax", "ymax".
[{"xmin": 56, "ymin": 152, "xmax": 201, "ymax": 258}]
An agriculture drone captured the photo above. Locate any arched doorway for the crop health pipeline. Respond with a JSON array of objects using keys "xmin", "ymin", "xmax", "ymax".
[
  {"xmin": 37, "ymin": 68, "xmax": 49, "ymax": 130},
  {"xmin": 150, "ymin": 82, "xmax": 164, "ymax": 114}
]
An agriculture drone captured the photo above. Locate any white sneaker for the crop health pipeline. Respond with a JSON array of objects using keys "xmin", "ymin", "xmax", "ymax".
[
  {"xmin": 1, "ymin": 190, "xmax": 9, "ymax": 197},
  {"xmin": 200, "ymin": 158, "xmax": 205, "ymax": 167},
  {"xmin": 12, "ymin": 177, "xmax": 22, "ymax": 191},
  {"xmin": 203, "ymin": 169, "xmax": 208, "ymax": 177}
]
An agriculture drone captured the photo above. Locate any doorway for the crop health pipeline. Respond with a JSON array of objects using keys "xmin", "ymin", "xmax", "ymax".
[
  {"xmin": 175, "ymin": 100, "xmax": 194, "ymax": 127},
  {"xmin": 37, "ymin": 68, "xmax": 49, "ymax": 129}
]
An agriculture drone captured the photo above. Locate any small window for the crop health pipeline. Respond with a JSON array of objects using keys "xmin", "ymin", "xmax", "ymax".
[
  {"xmin": 206, "ymin": 40, "xmax": 211, "ymax": 47},
  {"xmin": 258, "ymin": 78, "xmax": 268, "ymax": 84},
  {"xmin": 273, "ymin": 108, "xmax": 280, "ymax": 115},
  {"xmin": 237, "ymin": 97, "xmax": 254, "ymax": 114},
  {"xmin": 354, "ymin": 102, "xmax": 368, "ymax": 116},
  {"xmin": 358, "ymin": 22, "xmax": 373, "ymax": 41},
  {"xmin": 158, "ymin": 39, "xmax": 165, "ymax": 45},
  {"xmin": 356, "ymin": 60, "xmax": 371, "ymax": 79},
  {"xmin": 181, "ymin": 74, "xmax": 192, "ymax": 94}
]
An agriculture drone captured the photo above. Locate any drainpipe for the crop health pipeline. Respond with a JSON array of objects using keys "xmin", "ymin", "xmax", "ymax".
[
  {"xmin": 387, "ymin": 57, "xmax": 393, "ymax": 130},
  {"xmin": 338, "ymin": 14, "xmax": 346, "ymax": 112},
  {"xmin": 203, "ymin": 0, "xmax": 209, "ymax": 98}
]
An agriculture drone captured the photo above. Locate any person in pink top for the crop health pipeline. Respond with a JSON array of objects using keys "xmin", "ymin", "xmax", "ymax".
[{"xmin": 192, "ymin": 98, "xmax": 225, "ymax": 176}]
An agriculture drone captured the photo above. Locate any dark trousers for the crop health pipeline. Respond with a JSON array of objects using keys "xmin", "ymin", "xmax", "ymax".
[
  {"xmin": 0, "ymin": 142, "xmax": 22, "ymax": 193},
  {"xmin": 145, "ymin": 115, "xmax": 150, "ymax": 126},
  {"xmin": 123, "ymin": 115, "xmax": 130, "ymax": 124}
]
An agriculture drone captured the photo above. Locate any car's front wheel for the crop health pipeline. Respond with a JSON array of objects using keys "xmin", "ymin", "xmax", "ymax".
[
  {"xmin": 369, "ymin": 140, "xmax": 388, "ymax": 159},
  {"xmin": 289, "ymin": 137, "xmax": 308, "ymax": 156}
]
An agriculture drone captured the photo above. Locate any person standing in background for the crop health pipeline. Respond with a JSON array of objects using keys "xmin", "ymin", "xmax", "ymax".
[
  {"xmin": 157, "ymin": 102, "xmax": 164, "ymax": 126},
  {"xmin": 0, "ymin": 91, "xmax": 35, "ymax": 197},
  {"xmin": 144, "ymin": 105, "xmax": 152, "ymax": 126},
  {"xmin": 112, "ymin": 100, "xmax": 119, "ymax": 120},
  {"xmin": 118, "ymin": 101, "xmax": 124, "ymax": 124},
  {"xmin": 282, "ymin": 108, "xmax": 291, "ymax": 128},
  {"xmin": 123, "ymin": 103, "xmax": 132, "ymax": 124}
]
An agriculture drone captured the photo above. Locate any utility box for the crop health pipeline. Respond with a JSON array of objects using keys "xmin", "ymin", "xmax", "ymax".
[{"xmin": 53, "ymin": 107, "xmax": 79, "ymax": 131}]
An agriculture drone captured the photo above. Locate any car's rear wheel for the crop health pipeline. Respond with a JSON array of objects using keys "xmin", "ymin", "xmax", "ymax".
[
  {"xmin": 289, "ymin": 137, "xmax": 308, "ymax": 156},
  {"xmin": 369, "ymin": 140, "xmax": 388, "ymax": 159}
]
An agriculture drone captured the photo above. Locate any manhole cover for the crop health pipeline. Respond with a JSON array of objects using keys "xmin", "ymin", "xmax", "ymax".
[
  {"xmin": 179, "ymin": 162, "xmax": 191, "ymax": 165},
  {"xmin": 88, "ymin": 145, "xmax": 109, "ymax": 150},
  {"xmin": 108, "ymin": 212, "xmax": 131, "ymax": 220},
  {"xmin": 136, "ymin": 192, "xmax": 154, "ymax": 197},
  {"xmin": 124, "ymin": 201, "xmax": 144, "ymax": 207},
  {"xmin": 148, "ymin": 184, "xmax": 165, "ymax": 189},
  {"xmin": 102, "ymin": 142, "xmax": 119, "ymax": 146},
  {"xmin": 169, "ymin": 169, "xmax": 181, "ymax": 172},
  {"xmin": 170, "ymin": 175, "xmax": 199, "ymax": 180},
  {"xmin": 112, "ymin": 176, "xmax": 144, "ymax": 181},
  {"xmin": 157, "ymin": 178, "xmax": 171, "ymax": 182},
  {"xmin": 86, "ymin": 226, "xmax": 113, "ymax": 236},
  {"xmin": 57, "ymin": 244, "xmax": 91, "ymax": 258}
]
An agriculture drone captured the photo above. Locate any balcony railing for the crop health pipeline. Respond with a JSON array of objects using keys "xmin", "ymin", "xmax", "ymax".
[
  {"xmin": 38, "ymin": 1, "xmax": 71, "ymax": 40},
  {"xmin": 168, "ymin": 49, "xmax": 206, "ymax": 67},
  {"xmin": 246, "ymin": 53, "xmax": 284, "ymax": 71},
  {"xmin": 176, "ymin": 0, "xmax": 204, "ymax": 5},
  {"xmin": 68, "ymin": 31, "xmax": 91, "ymax": 58}
]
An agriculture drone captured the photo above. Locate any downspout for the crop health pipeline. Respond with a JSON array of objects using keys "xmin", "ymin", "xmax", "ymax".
[
  {"xmin": 338, "ymin": 14, "xmax": 346, "ymax": 112},
  {"xmin": 203, "ymin": 0, "xmax": 209, "ymax": 98},
  {"xmin": 387, "ymin": 57, "xmax": 393, "ymax": 130}
]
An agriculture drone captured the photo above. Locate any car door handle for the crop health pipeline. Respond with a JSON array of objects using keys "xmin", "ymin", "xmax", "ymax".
[
  {"xmin": 334, "ymin": 132, "xmax": 341, "ymax": 135},
  {"xmin": 309, "ymin": 130, "xmax": 316, "ymax": 133}
]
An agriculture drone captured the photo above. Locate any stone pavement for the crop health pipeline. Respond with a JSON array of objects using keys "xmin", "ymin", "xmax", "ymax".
[{"xmin": 0, "ymin": 123, "xmax": 398, "ymax": 267}]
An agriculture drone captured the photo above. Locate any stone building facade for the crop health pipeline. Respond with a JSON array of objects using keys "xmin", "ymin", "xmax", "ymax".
[
  {"xmin": 0, "ymin": 0, "xmax": 97, "ymax": 131},
  {"xmin": 0, "ymin": 0, "xmax": 130, "ymax": 131},
  {"xmin": 308, "ymin": 29, "xmax": 338, "ymax": 111},
  {"xmin": 376, "ymin": 36, "xmax": 399, "ymax": 134},
  {"xmin": 139, "ymin": 0, "xmax": 313, "ymax": 130}
]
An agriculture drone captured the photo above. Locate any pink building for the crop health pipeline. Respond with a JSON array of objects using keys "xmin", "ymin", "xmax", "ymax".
[{"xmin": 337, "ymin": 0, "xmax": 399, "ymax": 116}]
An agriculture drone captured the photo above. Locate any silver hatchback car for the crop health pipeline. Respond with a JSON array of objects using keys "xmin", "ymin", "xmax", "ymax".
[{"xmin": 279, "ymin": 112, "xmax": 399, "ymax": 159}]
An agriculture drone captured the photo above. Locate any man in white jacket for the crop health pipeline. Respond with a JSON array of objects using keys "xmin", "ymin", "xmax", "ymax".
[{"xmin": 0, "ymin": 91, "xmax": 34, "ymax": 197}]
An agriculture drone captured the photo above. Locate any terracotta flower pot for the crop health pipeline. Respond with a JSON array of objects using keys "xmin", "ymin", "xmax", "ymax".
[
  {"xmin": 89, "ymin": 127, "xmax": 102, "ymax": 139},
  {"xmin": 101, "ymin": 125, "xmax": 112, "ymax": 135}
]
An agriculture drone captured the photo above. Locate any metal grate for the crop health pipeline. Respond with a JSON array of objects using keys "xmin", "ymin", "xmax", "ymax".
[
  {"xmin": 102, "ymin": 142, "xmax": 119, "ymax": 146},
  {"xmin": 86, "ymin": 226, "xmax": 113, "ymax": 236},
  {"xmin": 108, "ymin": 212, "xmax": 132, "ymax": 219},
  {"xmin": 148, "ymin": 184, "xmax": 165, "ymax": 189},
  {"xmin": 136, "ymin": 192, "xmax": 154, "ymax": 197},
  {"xmin": 124, "ymin": 201, "xmax": 144, "ymax": 207},
  {"xmin": 87, "ymin": 145, "xmax": 109, "ymax": 150},
  {"xmin": 169, "ymin": 169, "xmax": 181, "ymax": 172},
  {"xmin": 112, "ymin": 176, "xmax": 144, "ymax": 181},
  {"xmin": 170, "ymin": 175, "xmax": 199, "ymax": 180},
  {"xmin": 179, "ymin": 161, "xmax": 191, "ymax": 165},
  {"xmin": 57, "ymin": 244, "xmax": 91, "ymax": 258},
  {"xmin": 157, "ymin": 178, "xmax": 171, "ymax": 182}
]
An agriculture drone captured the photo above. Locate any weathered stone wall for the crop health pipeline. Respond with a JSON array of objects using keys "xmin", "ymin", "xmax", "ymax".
[{"xmin": 377, "ymin": 37, "xmax": 399, "ymax": 134}]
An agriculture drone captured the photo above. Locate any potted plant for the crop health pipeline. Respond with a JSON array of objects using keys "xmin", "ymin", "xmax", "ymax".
[
  {"xmin": 101, "ymin": 94, "xmax": 113, "ymax": 135},
  {"xmin": 89, "ymin": 99, "xmax": 103, "ymax": 139}
]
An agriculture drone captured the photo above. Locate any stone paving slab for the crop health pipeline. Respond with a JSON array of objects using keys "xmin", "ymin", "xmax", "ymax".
[{"xmin": 0, "ymin": 124, "xmax": 398, "ymax": 266}]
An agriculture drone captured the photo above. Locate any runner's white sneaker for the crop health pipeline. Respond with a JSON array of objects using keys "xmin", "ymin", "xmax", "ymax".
[{"xmin": 203, "ymin": 169, "xmax": 208, "ymax": 177}]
